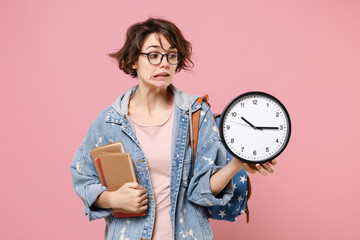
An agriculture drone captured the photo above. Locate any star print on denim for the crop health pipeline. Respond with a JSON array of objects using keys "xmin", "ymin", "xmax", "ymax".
[
  {"xmin": 239, "ymin": 175, "xmax": 247, "ymax": 184},
  {"xmin": 219, "ymin": 210, "xmax": 226, "ymax": 218}
]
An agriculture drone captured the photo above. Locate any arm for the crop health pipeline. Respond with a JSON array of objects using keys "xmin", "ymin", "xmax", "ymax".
[
  {"xmin": 210, "ymin": 158, "xmax": 243, "ymax": 196},
  {"xmin": 70, "ymin": 144, "xmax": 112, "ymax": 220},
  {"xmin": 210, "ymin": 158, "xmax": 277, "ymax": 196}
]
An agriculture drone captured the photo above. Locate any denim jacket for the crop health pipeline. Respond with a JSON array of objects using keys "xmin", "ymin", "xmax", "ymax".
[{"xmin": 70, "ymin": 85, "xmax": 234, "ymax": 240}]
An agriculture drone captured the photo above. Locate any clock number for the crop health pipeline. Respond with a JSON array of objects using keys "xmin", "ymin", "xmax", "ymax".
[
  {"xmin": 276, "ymin": 112, "xmax": 280, "ymax": 117},
  {"xmin": 226, "ymin": 125, "xmax": 230, "ymax": 130},
  {"xmin": 240, "ymin": 103, "xmax": 245, "ymax": 108},
  {"xmin": 231, "ymin": 138, "xmax": 234, "ymax": 143},
  {"xmin": 280, "ymin": 125, "xmax": 283, "ymax": 130},
  {"xmin": 253, "ymin": 100, "xmax": 257, "ymax": 105},
  {"xmin": 231, "ymin": 112, "xmax": 237, "ymax": 117},
  {"xmin": 267, "ymin": 103, "xmax": 269, "ymax": 108},
  {"xmin": 241, "ymin": 147, "xmax": 244, "ymax": 152},
  {"xmin": 253, "ymin": 150, "xmax": 257, "ymax": 155},
  {"xmin": 275, "ymin": 139, "xmax": 279, "ymax": 143},
  {"xmin": 266, "ymin": 147, "xmax": 269, "ymax": 152}
]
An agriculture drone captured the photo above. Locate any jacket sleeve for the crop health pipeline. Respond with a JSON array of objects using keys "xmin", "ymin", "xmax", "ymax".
[
  {"xmin": 187, "ymin": 103, "xmax": 234, "ymax": 207},
  {"xmin": 70, "ymin": 114, "xmax": 112, "ymax": 221}
]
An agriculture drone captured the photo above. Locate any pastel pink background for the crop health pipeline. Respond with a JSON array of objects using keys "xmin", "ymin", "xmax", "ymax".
[{"xmin": 1, "ymin": 0, "xmax": 359, "ymax": 239}]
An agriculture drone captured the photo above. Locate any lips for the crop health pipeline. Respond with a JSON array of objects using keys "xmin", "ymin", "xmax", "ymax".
[
  {"xmin": 153, "ymin": 72, "xmax": 170, "ymax": 80},
  {"xmin": 154, "ymin": 72, "xmax": 170, "ymax": 77}
]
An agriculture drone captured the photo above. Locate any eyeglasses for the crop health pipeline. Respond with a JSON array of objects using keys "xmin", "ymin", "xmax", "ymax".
[{"xmin": 139, "ymin": 52, "xmax": 182, "ymax": 65}]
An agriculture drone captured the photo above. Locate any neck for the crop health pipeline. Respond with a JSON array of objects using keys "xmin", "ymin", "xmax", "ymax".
[{"xmin": 129, "ymin": 84, "xmax": 173, "ymax": 115}]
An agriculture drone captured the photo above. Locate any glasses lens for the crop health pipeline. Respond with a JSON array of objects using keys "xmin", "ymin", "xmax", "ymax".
[
  {"xmin": 148, "ymin": 53, "xmax": 162, "ymax": 65},
  {"xmin": 167, "ymin": 53, "xmax": 180, "ymax": 65}
]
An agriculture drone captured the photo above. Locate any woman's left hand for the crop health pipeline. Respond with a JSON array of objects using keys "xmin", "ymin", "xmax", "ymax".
[{"xmin": 239, "ymin": 159, "xmax": 277, "ymax": 176}]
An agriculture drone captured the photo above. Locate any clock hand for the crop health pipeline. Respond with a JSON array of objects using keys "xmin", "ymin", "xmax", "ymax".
[
  {"xmin": 231, "ymin": 120, "xmax": 253, "ymax": 127},
  {"xmin": 256, "ymin": 126, "xmax": 279, "ymax": 130},
  {"xmin": 241, "ymin": 117, "xmax": 262, "ymax": 130}
]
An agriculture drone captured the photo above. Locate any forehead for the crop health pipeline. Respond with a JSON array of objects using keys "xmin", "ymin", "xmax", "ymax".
[{"xmin": 141, "ymin": 33, "xmax": 174, "ymax": 51}]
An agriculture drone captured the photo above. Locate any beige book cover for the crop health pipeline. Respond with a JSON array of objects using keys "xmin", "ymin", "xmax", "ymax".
[{"xmin": 90, "ymin": 141, "xmax": 125, "ymax": 186}]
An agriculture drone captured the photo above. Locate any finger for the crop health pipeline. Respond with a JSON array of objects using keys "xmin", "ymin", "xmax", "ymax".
[
  {"xmin": 262, "ymin": 162, "xmax": 275, "ymax": 174},
  {"xmin": 242, "ymin": 163, "xmax": 257, "ymax": 174},
  {"xmin": 269, "ymin": 159, "xmax": 277, "ymax": 165},
  {"xmin": 138, "ymin": 187, "xmax": 147, "ymax": 196},
  {"xmin": 131, "ymin": 204, "xmax": 148, "ymax": 213},
  {"xmin": 134, "ymin": 195, "xmax": 148, "ymax": 205},
  {"xmin": 138, "ymin": 204, "xmax": 148, "ymax": 213},
  {"xmin": 133, "ymin": 189, "xmax": 146, "ymax": 198},
  {"xmin": 138, "ymin": 193, "xmax": 148, "ymax": 202},
  {"xmin": 125, "ymin": 182, "xmax": 142, "ymax": 189},
  {"xmin": 133, "ymin": 199, "xmax": 148, "ymax": 213},
  {"xmin": 140, "ymin": 198, "xmax": 149, "ymax": 206},
  {"xmin": 255, "ymin": 164, "xmax": 268, "ymax": 176}
]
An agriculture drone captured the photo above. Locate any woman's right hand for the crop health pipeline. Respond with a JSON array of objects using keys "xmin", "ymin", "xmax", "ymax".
[
  {"xmin": 110, "ymin": 182, "xmax": 148, "ymax": 213},
  {"xmin": 94, "ymin": 182, "xmax": 148, "ymax": 213}
]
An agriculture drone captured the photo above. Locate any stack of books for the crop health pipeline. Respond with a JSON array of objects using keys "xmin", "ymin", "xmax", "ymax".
[{"xmin": 90, "ymin": 142, "xmax": 146, "ymax": 217}]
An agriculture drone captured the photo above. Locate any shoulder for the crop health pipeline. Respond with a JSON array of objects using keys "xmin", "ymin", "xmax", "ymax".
[
  {"xmin": 92, "ymin": 107, "xmax": 116, "ymax": 125},
  {"xmin": 86, "ymin": 106, "xmax": 123, "ymax": 136}
]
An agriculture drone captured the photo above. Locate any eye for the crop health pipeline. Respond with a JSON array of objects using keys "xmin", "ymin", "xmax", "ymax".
[
  {"xmin": 148, "ymin": 52, "xmax": 160, "ymax": 59},
  {"xmin": 168, "ymin": 53, "xmax": 177, "ymax": 59}
]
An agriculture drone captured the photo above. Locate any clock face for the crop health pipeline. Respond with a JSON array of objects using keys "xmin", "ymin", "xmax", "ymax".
[{"xmin": 219, "ymin": 92, "xmax": 291, "ymax": 164}]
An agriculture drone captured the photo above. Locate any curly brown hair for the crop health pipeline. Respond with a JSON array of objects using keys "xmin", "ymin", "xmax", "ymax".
[{"xmin": 109, "ymin": 18, "xmax": 194, "ymax": 78}]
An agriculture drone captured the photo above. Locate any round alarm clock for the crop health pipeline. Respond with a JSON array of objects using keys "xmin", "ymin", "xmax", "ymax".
[{"xmin": 219, "ymin": 91, "xmax": 291, "ymax": 164}]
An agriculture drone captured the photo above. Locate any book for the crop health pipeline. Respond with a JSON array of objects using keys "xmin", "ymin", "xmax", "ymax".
[
  {"xmin": 90, "ymin": 142, "xmax": 125, "ymax": 186},
  {"xmin": 90, "ymin": 142, "xmax": 146, "ymax": 217}
]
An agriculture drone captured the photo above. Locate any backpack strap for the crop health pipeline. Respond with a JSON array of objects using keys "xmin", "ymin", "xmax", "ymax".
[
  {"xmin": 245, "ymin": 176, "xmax": 251, "ymax": 223},
  {"xmin": 191, "ymin": 95, "xmax": 209, "ymax": 167}
]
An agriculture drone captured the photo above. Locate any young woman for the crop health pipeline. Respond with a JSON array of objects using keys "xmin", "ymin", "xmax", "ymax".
[{"xmin": 70, "ymin": 18, "xmax": 276, "ymax": 240}]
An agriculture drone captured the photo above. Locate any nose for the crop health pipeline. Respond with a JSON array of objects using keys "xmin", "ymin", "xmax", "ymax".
[{"xmin": 159, "ymin": 54, "xmax": 170, "ymax": 68}]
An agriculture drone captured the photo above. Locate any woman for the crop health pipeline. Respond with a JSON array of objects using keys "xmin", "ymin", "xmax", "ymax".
[{"xmin": 70, "ymin": 18, "xmax": 276, "ymax": 240}]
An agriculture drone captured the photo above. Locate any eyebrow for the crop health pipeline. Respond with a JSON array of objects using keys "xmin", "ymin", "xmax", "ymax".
[{"xmin": 146, "ymin": 45, "xmax": 176, "ymax": 50}]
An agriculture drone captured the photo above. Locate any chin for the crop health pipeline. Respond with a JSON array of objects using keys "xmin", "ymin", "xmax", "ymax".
[{"xmin": 149, "ymin": 79, "xmax": 172, "ymax": 89}]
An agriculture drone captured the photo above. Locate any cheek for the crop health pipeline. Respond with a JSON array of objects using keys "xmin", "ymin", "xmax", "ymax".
[{"xmin": 137, "ymin": 65, "xmax": 155, "ymax": 79}]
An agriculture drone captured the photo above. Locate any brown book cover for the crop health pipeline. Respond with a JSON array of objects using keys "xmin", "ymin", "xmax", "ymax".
[
  {"xmin": 90, "ymin": 142, "xmax": 125, "ymax": 186},
  {"xmin": 97, "ymin": 152, "xmax": 137, "ymax": 191}
]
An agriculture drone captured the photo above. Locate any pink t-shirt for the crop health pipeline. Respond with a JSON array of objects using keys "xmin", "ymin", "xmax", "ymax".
[{"xmin": 130, "ymin": 110, "xmax": 174, "ymax": 240}]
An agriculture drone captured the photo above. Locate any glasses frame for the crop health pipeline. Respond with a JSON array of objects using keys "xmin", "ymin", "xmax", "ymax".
[{"xmin": 139, "ymin": 52, "xmax": 182, "ymax": 65}]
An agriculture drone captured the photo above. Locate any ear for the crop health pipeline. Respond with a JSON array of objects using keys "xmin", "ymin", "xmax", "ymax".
[{"xmin": 131, "ymin": 62, "xmax": 137, "ymax": 70}]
